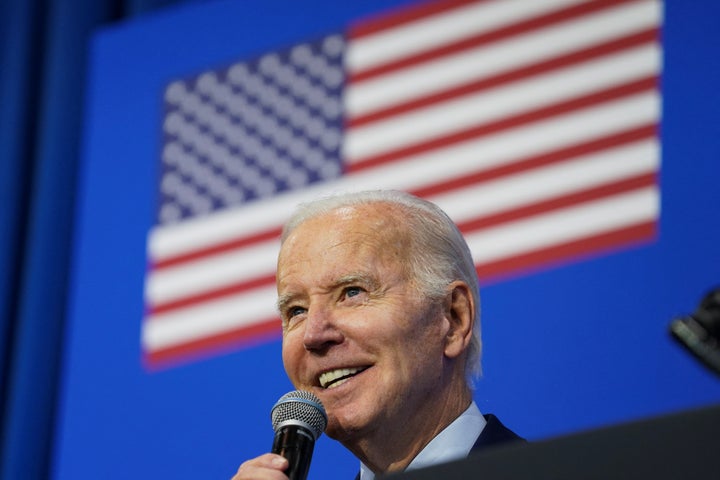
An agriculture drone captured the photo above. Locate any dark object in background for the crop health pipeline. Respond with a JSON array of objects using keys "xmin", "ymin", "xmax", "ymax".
[{"xmin": 670, "ymin": 287, "xmax": 720, "ymax": 376}]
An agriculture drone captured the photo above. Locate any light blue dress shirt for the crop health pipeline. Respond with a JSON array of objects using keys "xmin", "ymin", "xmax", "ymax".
[{"xmin": 359, "ymin": 402, "xmax": 486, "ymax": 480}]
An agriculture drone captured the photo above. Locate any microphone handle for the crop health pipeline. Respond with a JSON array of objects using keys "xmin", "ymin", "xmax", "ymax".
[{"xmin": 271, "ymin": 426, "xmax": 316, "ymax": 480}]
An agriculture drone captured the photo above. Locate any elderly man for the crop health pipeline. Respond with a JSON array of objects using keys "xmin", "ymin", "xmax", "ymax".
[{"xmin": 234, "ymin": 190, "xmax": 522, "ymax": 480}]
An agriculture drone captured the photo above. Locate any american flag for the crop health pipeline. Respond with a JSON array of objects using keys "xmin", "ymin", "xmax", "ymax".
[{"xmin": 143, "ymin": 0, "xmax": 662, "ymax": 368}]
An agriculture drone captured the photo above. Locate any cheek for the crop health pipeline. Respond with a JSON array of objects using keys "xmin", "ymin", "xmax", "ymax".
[
  {"xmin": 399, "ymin": 312, "xmax": 448, "ymax": 370},
  {"xmin": 281, "ymin": 334, "xmax": 303, "ymax": 380}
]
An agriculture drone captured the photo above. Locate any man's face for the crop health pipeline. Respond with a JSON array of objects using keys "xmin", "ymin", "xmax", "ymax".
[{"xmin": 277, "ymin": 204, "xmax": 451, "ymax": 443}]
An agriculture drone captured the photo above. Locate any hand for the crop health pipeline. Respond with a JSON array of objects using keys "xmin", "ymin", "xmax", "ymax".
[{"xmin": 232, "ymin": 453, "xmax": 289, "ymax": 479}]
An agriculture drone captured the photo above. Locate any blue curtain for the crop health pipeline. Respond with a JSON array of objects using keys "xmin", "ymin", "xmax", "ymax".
[{"xmin": 0, "ymin": 1, "xmax": 186, "ymax": 478}]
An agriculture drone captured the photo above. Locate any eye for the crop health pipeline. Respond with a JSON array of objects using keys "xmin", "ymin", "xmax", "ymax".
[
  {"xmin": 343, "ymin": 286, "xmax": 364, "ymax": 299},
  {"xmin": 287, "ymin": 306, "xmax": 307, "ymax": 318}
]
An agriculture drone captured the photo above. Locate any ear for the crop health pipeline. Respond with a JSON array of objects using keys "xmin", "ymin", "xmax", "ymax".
[{"xmin": 443, "ymin": 281, "xmax": 475, "ymax": 359}]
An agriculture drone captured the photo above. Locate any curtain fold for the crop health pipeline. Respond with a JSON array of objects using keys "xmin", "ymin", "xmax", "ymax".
[
  {"xmin": 0, "ymin": 0, "xmax": 46, "ymax": 404},
  {"xmin": 0, "ymin": 1, "xmax": 188, "ymax": 478}
]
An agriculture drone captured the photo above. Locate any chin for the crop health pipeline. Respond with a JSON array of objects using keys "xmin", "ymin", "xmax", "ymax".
[
  {"xmin": 321, "ymin": 406, "xmax": 365, "ymax": 439},
  {"xmin": 325, "ymin": 420, "xmax": 364, "ymax": 444}
]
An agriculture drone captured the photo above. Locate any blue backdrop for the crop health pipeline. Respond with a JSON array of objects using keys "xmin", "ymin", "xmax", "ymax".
[{"xmin": 53, "ymin": 1, "xmax": 720, "ymax": 479}]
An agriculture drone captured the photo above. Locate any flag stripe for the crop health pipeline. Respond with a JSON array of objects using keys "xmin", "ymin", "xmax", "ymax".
[
  {"xmin": 348, "ymin": 28, "xmax": 658, "ymax": 127},
  {"xmin": 144, "ymin": 285, "xmax": 278, "ymax": 347},
  {"xmin": 347, "ymin": 76, "xmax": 657, "ymax": 172},
  {"xmin": 463, "ymin": 188, "xmax": 658, "ymax": 265},
  {"xmin": 349, "ymin": 0, "xmax": 492, "ymax": 38},
  {"xmin": 349, "ymin": 0, "xmax": 634, "ymax": 83},
  {"xmin": 458, "ymin": 173, "xmax": 656, "ymax": 233},
  {"xmin": 476, "ymin": 221, "xmax": 656, "ymax": 281},
  {"xmin": 412, "ymin": 124, "xmax": 656, "ymax": 198},
  {"xmin": 348, "ymin": 0, "xmax": 588, "ymax": 70},
  {"xmin": 153, "ymin": 226, "xmax": 282, "ymax": 270},
  {"xmin": 149, "ymin": 273, "xmax": 276, "ymax": 316},
  {"xmin": 345, "ymin": 0, "xmax": 660, "ymax": 118},
  {"xmin": 345, "ymin": 45, "xmax": 659, "ymax": 164},
  {"xmin": 144, "ymin": 317, "xmax": 280, "ymax": 368}
]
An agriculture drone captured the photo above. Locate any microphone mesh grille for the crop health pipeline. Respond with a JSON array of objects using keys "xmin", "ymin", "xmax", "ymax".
[{"xmin": 271, "ymin": 390, "xmax": 327, "ymax": 440}]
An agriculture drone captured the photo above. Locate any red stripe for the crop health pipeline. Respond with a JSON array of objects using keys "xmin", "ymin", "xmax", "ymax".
[
  {"xmin": 144, "ymin": 317, "xmax": 281, "ymax": 369},
  {"xmin": 412, "ymin": 124, "xmax": 657, "ymax": 198},
  {"xmin": 458, "ymin": 173, "xmax": 657, "ymax": 235},
  {"xmin": 349, "ymin": 0, "xmax": 484, "ymax": 39},
  {"xmin": 348, "ymin": 28, "xmax": 658, "ymax": 127},
  {"xmin": 349, "ymin": 0, "xmax": 637, "ymax": 83},
  {"xmin": 477, "ymin": 220, "xmax": 657, "ymax": 283},
  {"xmin": 148, "ymin": 273, "xmax": 275, "ymax": 316},
  {"xmin": 152, "ymin": 226, "xmax": 282, "ymax": 270},
  {"xmin": 347, "ymin": 75, "xmax": 657, "ymax": 173}
]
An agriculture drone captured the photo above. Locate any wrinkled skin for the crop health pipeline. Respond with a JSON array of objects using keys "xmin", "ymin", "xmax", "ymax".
[{"xmin": 232, "ymin": 203, "xmax": 474, "ymax": 479}]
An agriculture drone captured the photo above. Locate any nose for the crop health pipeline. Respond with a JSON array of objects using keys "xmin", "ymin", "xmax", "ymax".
[{"xmin": 302, "ymin": 305, "xmax": 344, "ymax": 352}]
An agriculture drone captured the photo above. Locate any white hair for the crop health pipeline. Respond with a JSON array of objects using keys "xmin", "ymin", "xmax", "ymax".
[{"xmin": 281, "ymin": 190, "xmax": 482, "ymax": 384}]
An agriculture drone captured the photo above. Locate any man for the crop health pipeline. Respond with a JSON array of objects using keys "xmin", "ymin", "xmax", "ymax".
[{"xmin": 233, "ymin": 190, "xmax": 522, "ymax": 480}]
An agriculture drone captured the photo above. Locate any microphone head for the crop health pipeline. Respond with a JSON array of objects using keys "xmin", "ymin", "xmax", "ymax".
[{"xmin": 271, "ymin": 390, "xmax": 328, "ymax": 440}]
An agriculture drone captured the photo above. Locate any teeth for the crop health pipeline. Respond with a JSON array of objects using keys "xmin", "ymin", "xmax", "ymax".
[{"xmin": 319, "ymin": 367, "xmax": 364, "ymax": 389}]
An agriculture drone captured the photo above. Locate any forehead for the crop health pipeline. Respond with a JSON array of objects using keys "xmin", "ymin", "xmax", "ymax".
[{"xmin": 277, "ymin": 204, "xmax": 411, "ymax": 279}]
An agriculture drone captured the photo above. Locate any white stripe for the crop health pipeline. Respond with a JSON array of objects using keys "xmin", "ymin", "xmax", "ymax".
[
  {"xmin": 147, "ymin": 138, "xmax": 657, "ymax": 307},
  {"xmin": 344, "ymin": 43, "xmax": 660, "ymax": 161},
  {"xmin": 432, "ymin": 139, "xmax": 659, "ymax": 225},
  {"xmin": 464, "ymin": 187, "xmax": 658, "ymax": 264},
  {"xmin": 345, "ymin": 92, "xmax": 659, "ymax": 176},
  {"xmin": 142, "ymin": 285, "xmax": 278, "ymax": 351},
  {"xmin": 146, "ymin": 240, "xmax": 279, "ymax": 306},
  {"xmin": 346, "ymin": 0, "xmax": 588, "ymax": 72},
  {"xmin": 149, "ymin": 91, "xmax": 659, "ymax": 259},
  {"xmin": 346, "ymin": 0, "xmax": 661, "ymax": 118}
]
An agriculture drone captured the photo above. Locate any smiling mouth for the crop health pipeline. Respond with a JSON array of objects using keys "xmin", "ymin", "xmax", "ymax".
[{"xmin": 319, "ymin": 367, "xmax": 368, "ymax": 389}]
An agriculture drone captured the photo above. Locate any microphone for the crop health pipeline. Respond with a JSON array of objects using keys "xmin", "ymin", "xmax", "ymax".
[{"xmin": 270, "ymin": 390, "xmax": 328, "ymax": 480}]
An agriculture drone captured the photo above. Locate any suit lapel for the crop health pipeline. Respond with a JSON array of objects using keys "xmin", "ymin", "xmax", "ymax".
[{"xmin": 471, "ymin": 414, "xmax": 524, "ymax": 452}]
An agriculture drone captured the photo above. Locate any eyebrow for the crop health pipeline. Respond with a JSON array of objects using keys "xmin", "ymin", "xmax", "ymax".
[
  {"xmin": 276, "ymin": 293, "xmax": 296, "ymax": 316},
  {"xmin": 336, "ymin": 273, "xmax": 376, "ymax": 288}
]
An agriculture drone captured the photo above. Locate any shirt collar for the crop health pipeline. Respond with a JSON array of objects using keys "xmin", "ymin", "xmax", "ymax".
[{"xmin": 359, "ymin": 401, "xmax": 486, "ymax": 480}]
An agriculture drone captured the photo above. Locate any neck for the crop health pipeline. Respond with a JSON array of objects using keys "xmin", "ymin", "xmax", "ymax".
[{"xmin": 345, "ymin": 382, "xmax": 472, "ymax": 475}]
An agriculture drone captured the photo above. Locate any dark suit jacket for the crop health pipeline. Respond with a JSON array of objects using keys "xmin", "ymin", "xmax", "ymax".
[
  {"xmin": 353, "ymin": 414, "xmax": 523, "ymax": 479},
  {"xmin": 470, "ymin": 414, "xmax": 524, "ymax": 452}
]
